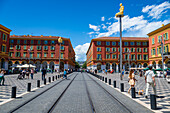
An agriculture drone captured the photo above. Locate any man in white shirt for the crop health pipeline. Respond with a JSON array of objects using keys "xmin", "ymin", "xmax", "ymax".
[{"xmin": 145, "ymin": 66, "xmax": 156, "ymax": 98}]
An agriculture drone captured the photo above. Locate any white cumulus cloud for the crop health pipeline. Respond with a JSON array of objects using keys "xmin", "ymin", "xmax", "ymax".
[
  {"xmin": 101, "ymin": 16, "xmax": 105, "ymax": 21},
  {"xmin": 89, "ymin": 24, "xmax": 100, "ymax": 31},
  {"xmin": 74, "ymin": 43, "xmax": 90, "ymax": 61},
  {"xmin": 142, "ymin": 1, "xmax": 170, "ymax": 19}
]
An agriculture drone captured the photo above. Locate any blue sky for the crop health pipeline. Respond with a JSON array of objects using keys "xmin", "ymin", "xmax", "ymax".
[{"xmin": 0, "ymin": 0, "xmax": 170, "ymax": 61}]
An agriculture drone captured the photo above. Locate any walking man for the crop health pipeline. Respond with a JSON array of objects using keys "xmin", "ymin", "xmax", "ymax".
[
  {"xmin": 30, "ymin": 68, "xmax": 34, "ymax": 79},
  {"xmin": 41, "ymin": 67, "xmax": 47, "ymax": 80},
  {"xmin": 145, "ymin": 66, "xmax": 157, "ymax": 98}
]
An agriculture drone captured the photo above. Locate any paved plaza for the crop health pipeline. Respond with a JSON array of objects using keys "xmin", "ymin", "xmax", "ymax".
[{"xmin": 97, "ymin": 72, "xmax": 170, "ymax": 112}]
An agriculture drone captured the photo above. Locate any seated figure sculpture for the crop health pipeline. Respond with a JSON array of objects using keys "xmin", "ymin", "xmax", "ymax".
[{"xmin": 115, "ymin": 3, "xmax": 124, "ymax": 17}]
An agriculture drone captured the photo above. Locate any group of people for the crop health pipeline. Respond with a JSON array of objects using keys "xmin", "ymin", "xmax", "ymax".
[
  {"xmin": 0, "ymin": 69, "xmax": 6, "ymax": 86},
  {"xmin": 18, "ymin": 68, "xmax": 34, "ymax": 80}
]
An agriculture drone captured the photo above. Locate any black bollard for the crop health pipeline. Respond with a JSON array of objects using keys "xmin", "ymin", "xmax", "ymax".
[
  {"xmin": 49, "ymin": 77, "xmax": 51, "ymax": 83},
  {"xmin": 120, "ymin": 83, "xmax": 124, "ymax": 92},
  {"xmin": 109, "ymin": 79, "xmax": 111, "ymax": 85},
  {"xmin": 150, "ymin": 94, "xmax": 157, "ymax": 110},
  {"xmin": 102, "ymin": 77, "xmax": 104, "ymax": 81},
  {"xmin": 37, "ymin": 80, "xmax": 40, "ymax": 88},
  {"xmin": 56, "ymin": 75, "xmax": 58, "ymax": 80},
  {"xmin": 131, "ymin": 87, "xmax": 136, "ymax": 98},
  {"xmin": 58, "ymin": 75, "xmax": 60, "ymax": 78},
  {"xmin": 44, "ymin": 79, "xmax": 46, "ymax": 85},
  {"xmin": 11, "ymin": 86, "xmax": 16, "ymax": 98},
  {"xmin": 52, "ymin": 76, "xmax": 54, "ymax": 81},
  {"xmin": 105, "ymin": 77, "xmax": 107, "ymax": 83},
  {"xmin": 113, "ymin": 81, "xmax": 116, "ymax": 88},
  {"xmin": 27, "ymin": 83, "xmax": 31, "ymax": 92}
]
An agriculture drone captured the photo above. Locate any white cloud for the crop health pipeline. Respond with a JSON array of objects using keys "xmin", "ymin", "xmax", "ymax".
[
  {"xmin": 74, "ymin": 43, "xmax": 90, "ymax": 61},
  {"xmin": 101, "ymin": 16, "xmax": 105, "ymax": 21},
  {"xmin": 142, "ymin": 1, "xmax": 170, "ymax": 19},
  {"xmin": 101, "ymin": 24, "xmax": 107, "ymax": 29},
  {"xmin": 89, "ymin": 24, "xmax": 100, "ymax": 31},
  {"xmin": 88, "ymin": 32, "xmax": 94, "ymax": 35}
]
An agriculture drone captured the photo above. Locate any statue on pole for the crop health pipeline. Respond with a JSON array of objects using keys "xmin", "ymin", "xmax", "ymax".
[{"xmin": 115, "ymin": 3, "xmax": 124, "ymax": 17}]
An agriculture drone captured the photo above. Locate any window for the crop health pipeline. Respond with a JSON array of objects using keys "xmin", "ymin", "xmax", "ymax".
[
  {"xmin": 51, "ymin": 53, "xmax": 54, "ymax": 57},
  {"xmin": 118, "ymin": 42, "xmax": 120, "ymax": 46},
  {"xmin": 124, "ymin": 42, "xmax": 128, "ymax": 46},
  {"xmin": 51, "ymin": 46, "xmax": 55, "ymax": 50},
  {"xmin": 131, "ymin": 54, "xmax": 135, "ymax": 60},
  {"xmin": 31, "ymin": 40, "xmax": 34, "ymax": 44},
  {"xmin": 112, "ymin": 54, "xmax": 116, "ymax": 59},
  {"xmin": 51, "ymin": 40, "xmax": 55, "ymax": 44},
  {"xmin": 106, "ymin": 47, "xmax": 110, "ymax": 52},
  {"xmin": 112, "ymin": 48, "xmax": 116, "ymax": 52},
  {"xmin": 30, "ymin": 52, "xmax": 33, "ymax": 58},
  {"xmin": 61, "ymin": 46, "xmax": 64, "ymax": 50},
  {"xmin": 61, "ymin": 53, "xmax": 64, "ymax": 59},
  {"xmin": 130, "ymin": 42, "xmax": 135, "ymax": 46},
  {"xmin": 124, "ymin": 48, "xmax": 128, "ymax": 52},
  {"xmin": 164, "ymin": 33, "xmax": 168, "ymax": 40},
  {"xmin": 10, "ymin": 40, "xmax": 14, "ymax": 44},
  {"xmin": 17, "ymin": 40, "xmax": 20, "ymax": 44},
  {"xmin": 152, "ymin": 48, "xmax": 155, "ymax": 55},
  {"xmin": 97, "ymin": 54, "xmax": 101, "ymax": 60},
  {"xmin": 24, "ymin": 40, "xmax": 27, "ymax": 44},
  {"xmin": 143, "ymin": 42, "xmax": 147, "ymax": 46},
  {"xmin": 106, "ymin": 54, "xmax": 110, "ymax": 59},
  {"xmin": 158, "ymin": 35, "xmax": 162, "ymax": 43},
  {"xmin": 125, "ymin": 54, "xmax": 129, "ymax": 60},
  {"xmin": 131, "ymin": 48, "xmax": 135, "ymax": 52},
  {"xmin": 38, "ymin": 40, "xmax": 41, "ymax": 44},
  {"xmin": 112, "ymin": 42, "xmax": 116, "ymax": 46},
  {"xmin": 30, "ymin": 46, "xmax": 34, "ymax": 50},
  {"xmin": 2, "ymin": 33, "xmax": 7, "ymax": 41},
  {"xmin": 37, "ymin": 46, "xmax": 41, "ymax": 50},
  {"xmin": 15, "ymin": 52, "xmax": 20, "ymax": 57},
  {"xmin": 44, "ymin": 40, "xmax": 48, "ymax": 44},
  {"xmin": 44, "ymin": 53, "xmax": 47, "ymax": 57},
  {"xmin": 143, "ymin": 55, "xmax": 148, "ymax": 60},
  {"xmin": 106, "ymin": 41, "xmax": 110, "ymax": 46},
  {"xmin": 97, "ymin": 47, "xmax": 101, "ymax": 52},
  {"xmin": 44, "ymin": 46, "xmax": 48, "ymax": 50},
  {"xmin": 16, "ymin": 45, "xmax": 21, "ymax": 50},
  {"xmin": 118, "ymin": 48, "xmax": 120, "ymax": 52},
  {"xmin": 24, "ymin": 45, "xmax": 27, "ymax": 50},
  {"xmin": 23, "ymin": 52, "xmax": 27, "ymax": 57},
  {"xmin": 159, "ymin": 47, "xmax": 161, "ymax": 54},
  {"xmin": 137, "ymin": 54, "xmax": 142, "ymax": 60},
  {"xmin": 1, "ymin": 45, "xmax": 6, "ymax": 52},
  {"xmin": 136, "ymin": 42, "xmax": 141, "ymax": 46},
  {"xmin": 152, "ymin": 38, "xmax": 155, "ymax": 44},
  {"xmin": 37, "ymin": 52, "xmax": 40, "ymax": 58},
  {"xmin": 10, "ymin": 45, "xmax": 13, "ymax": 49},
  {"xmin": 9, "ymin": 52, "xmax": 13, "ymax": 57},
  {"xmin": 62, "ymin": 41, "xmax": 65, "ymax": 45},
  {"xmin": 143, "ymin": 48, "xmax": 148, "ymax": 52},
  {"xmin": 137, "ymin": 48, "xmax": 141, "ymax": 52}
]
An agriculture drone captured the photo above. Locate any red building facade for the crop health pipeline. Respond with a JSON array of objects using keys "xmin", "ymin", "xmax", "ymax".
[
  {"xmin": 9, "ymin": 35, "xmax": 75, "ymax": 71},
  {"xmin": 0, "ymin": 24, "xmax": 11, "ymax": 70},
  {"xmin": 86, "ymin": 37, "xmax": 149, "ymax": 72}
]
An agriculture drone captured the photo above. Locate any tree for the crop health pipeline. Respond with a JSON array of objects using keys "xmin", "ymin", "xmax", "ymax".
[
  {"xmin": 82, "ymin": 61, "xmax": 87, "ymax": 69},
  {"xmin": 75, "ymin": 61, "xmax": 80, "ymax": 69}
]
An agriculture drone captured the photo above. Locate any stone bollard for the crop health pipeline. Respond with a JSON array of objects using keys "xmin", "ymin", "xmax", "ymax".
[
  {"xmin": 150, "ymin": 94, "xmax": 157, "ymax": 110},
  {"xmin": 113, "ymin": 81, "xmax": 116, "ymax": 88},
  {"xmin": 105, "ymin": 77, "xmax": 107, "ymax": 83},
  {"xmin": 11, "ymin": 86, "xmax": 16, "ymax": 98},
  {"xmin": 27, "ymin": 83, "xmax": 31, "ymax": 92},
  {"xmin": 120, "ymin": 83, "xmax": 124, "ymax": 92},
  {"xmin": 52, "ymin": 76, "xmax": 54, "ymax": 81},
  {"xmin": 44, "ymin": 79, "xmax": 46, "ymax": 85},
  {"xmin": 109, "ymin": 79, "xmax": 111, "ymax": 85},
  {"xmin": 56, "ymin": 75, "xmax": 58, "ymax": 80},
  {"xmin": 131, "ymin": 87, "xmax": 136, "ymax": 98},
  {"xmin": 37, "ymin": 80, "xmax": 40, "ymax": 88},
  {"xmin": 49, "ymin": 77, "xmax": 51, "ymax": 83}
]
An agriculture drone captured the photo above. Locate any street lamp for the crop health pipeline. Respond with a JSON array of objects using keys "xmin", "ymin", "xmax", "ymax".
[
  {"xmin": 115, "ymin": 3, "xmax": 124, "ymax": 80},
  {"xmin": 28, "ymin": 48, "xmax": 31, "ymax": 71},
  {"xmin": 58, "ymin": 37, "xmax": 63, "ymax": 75}
]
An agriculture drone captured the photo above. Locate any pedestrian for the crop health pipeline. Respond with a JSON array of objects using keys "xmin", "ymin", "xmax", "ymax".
[
  {"xmin": 41, "ymin": 67, "xmax": 47, "ymax": 80},
  {"xmin": 63, "ymin": 69, "xmax": 67, "ymax": 79},
  {"xmin": 30, "ymin": 68, "xmax": 34, "ymax": 79},
  {"xmin": 22, "ymin": 69, "xmax": 26, "ymax": 79},
  {"xmin": 145, "ymin": 66, "xmax": 157, "ymax": 99},
  {"xmin": 122, "ymin": 69, "xmax": 124, "ymax": 79},
  {"xmin": 128, "ymin": 70, "xmax": 137, "ymax": 93},
  {"xmin": 0, "ymin": 69, "xmax": 6, "ymax": 86},
  {"xmin": 105, "ymin": 69, "xmax": 107, "ymax": 75},
  {"xmin": 166, "ymin": 69, "xmax": 170, "ymax": 78},
  {"xmin": 26, "ymin": 69, "xmax": 29, "ymax": 79}
]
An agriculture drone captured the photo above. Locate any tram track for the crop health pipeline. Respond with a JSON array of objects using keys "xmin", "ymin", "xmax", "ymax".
[
  {"xmin": 9, "ymin": 72, "xmax": 75, "ymax": 113},
  {"xmin": 87, "ymin": 72, "xmax": 133, "ymax": 113}
]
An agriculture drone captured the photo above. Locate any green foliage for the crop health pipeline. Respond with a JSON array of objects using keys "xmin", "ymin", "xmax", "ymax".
[
  {"xmin": 82, "ymin": 61, "xmax": 87, "ymax": 69},
  {"xmin": 75, "ymin": 61, "xmax": 80, "ymax": 69}
]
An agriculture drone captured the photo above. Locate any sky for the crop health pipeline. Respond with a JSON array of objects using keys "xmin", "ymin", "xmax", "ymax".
[{"xmin": 0, "ymin": 0, "xmax": 170, "ymax": 61}]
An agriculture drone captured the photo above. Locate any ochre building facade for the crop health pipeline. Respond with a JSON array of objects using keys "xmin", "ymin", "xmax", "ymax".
[
  {"xmin": 86, "ymin": 37, "xmax": 149, "ymax": 72},
  {"xmin": 9, "ymin": 35, "xmax": 75, "ymax": 71}
]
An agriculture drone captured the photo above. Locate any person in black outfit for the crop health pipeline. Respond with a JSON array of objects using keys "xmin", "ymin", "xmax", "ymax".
[{"xmin": 41, "ymin": 67, "xmax": 47, "ymax": 80}]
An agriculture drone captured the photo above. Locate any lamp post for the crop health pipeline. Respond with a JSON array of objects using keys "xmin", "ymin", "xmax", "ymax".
[
  {"xmin": 160, "ymin": 35, "xmax": 165, "ymax": 78},
  {"xmin": 58, "ymin": 37, "xmax": 63, "ymax": 75},
  {"xmin": 28, "ymin": 48, "xmax": 31, "ymax": 71},
  {"xmin": 116, "ymin": 3, "xmax": 124, "ymax": 80}
]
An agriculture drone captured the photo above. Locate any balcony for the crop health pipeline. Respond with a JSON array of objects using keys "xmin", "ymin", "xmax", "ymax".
[{"xmin": 96, "ymin": 58, "xmax": 102, "ymax": 61}]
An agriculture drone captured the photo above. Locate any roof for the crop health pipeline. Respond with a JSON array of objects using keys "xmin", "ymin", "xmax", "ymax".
[
  {"xmin": 147, "ymin": 23, "xmax": 170, "ymax": 37},
  {"xmin": 86, "ymin": 37, "xmax": 148, "ymax": 55},
  {"xmin": 0, "ymin": 24, "xmax": 12, "ymax": 32}
]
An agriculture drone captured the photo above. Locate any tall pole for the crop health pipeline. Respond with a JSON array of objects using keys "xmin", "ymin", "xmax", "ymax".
[
  {"xmin": 120, "ymin": 16, "xmax": 123, "ymax": 80},
  {"xmin": 58, "ymin": 43, "xmax": 61, "ymax": 75},
  {"xmin": 128, "ymin": 48, "xmax": 130, "ymax": 73},
  {"xmin": 161, "ymin": 40, "xmax": 164, "ymax": 78}
]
